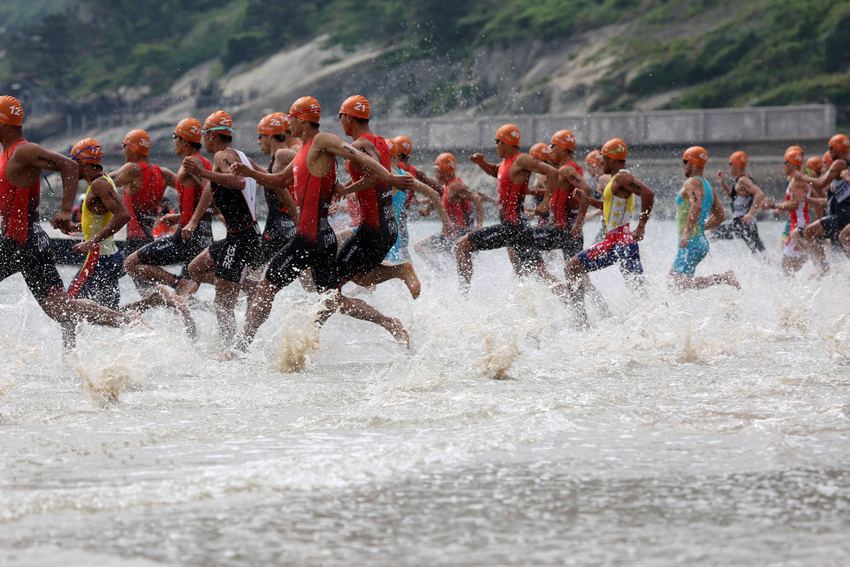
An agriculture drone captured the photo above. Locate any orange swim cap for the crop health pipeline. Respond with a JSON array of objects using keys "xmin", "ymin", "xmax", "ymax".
[
  {"xmin": 529, "ymin": 143, "xmax": 551, "ymax": 162},
  {"xmin": 601, "ymin": 138, "xmax": 628, "ymax": 161},
  {"xmin": 550, "ymin": 129, "xmax": 576, "ymax": 151},
  {"xmin": 806, "ymin": 155, "xmax": 823, "ymax": 174},
  {"xmin": 829, "ymin": 134, "xmax": 850, "ymax": 154},
  {"xmin": 584, "ymin": 150, "xmax": 603, "ymax": 168},
  {"xmin": 386, "ymin": 138, "xmax": 400, "ymax": 159},
  {"xmin": 289, "ymin": 96, "xmax": 321, "ymax": 123},
  {"xmin": 823, "ymin": 150, "xmax": 834, "ymax": 167},
  {"xmin": 123, "ymin": 129, "xmax": 151, "ymax": 156},
  {"xmin": 729, "ymin": 150, "xmax": 748, "ymax": 168},
  {"xmin": 257, "ymin": 112, "xmax": 290, "ymax": 136},
  {"xmin": 203, "ymin": 110, "xmax": 234, "ymax": 134},
  {"xmin": 174, "ymin": 118, "xmax": 202, "ymax": 144},
  {"xmin": 495, "ymin": 124, "xmax": 521, "ymax": 147},
  {"xmin": 434, "ymin": 152, "xmax": 457, "ymax": 173},
  {"xmin": 784, "ymin": 146, "xmax": 804, "ymax": 167},
  {"xmin": 70, "ymin": 138, "xmax": 103, "ymax": 165},
  {"xmin": 338, "ymin": 95, "xmax": 371, "ymax": 120},
  {"xmin": 0, "ymin": 95, "xmax": 24, "ymax": 127},
  {"xmin": 394, "ymin": 135, "xmax": 413, "ymax": 156},
  {"xmin": 683, "ymin": 146, "xmax": 708, "ymax": 168}
]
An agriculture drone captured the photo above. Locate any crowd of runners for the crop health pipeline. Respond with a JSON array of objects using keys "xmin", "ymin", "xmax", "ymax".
[{"xmin": 1, "ymin": 93, "xmax": 849, "ymax": 354}]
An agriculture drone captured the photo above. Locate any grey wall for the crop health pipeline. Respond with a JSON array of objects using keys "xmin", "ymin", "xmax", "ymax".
[{"xmin": 277, "ymin": 104, "xmax": 836, "ymax": 151}]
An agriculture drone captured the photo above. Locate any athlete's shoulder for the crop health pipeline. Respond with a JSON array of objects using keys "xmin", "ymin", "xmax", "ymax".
[{"xmin": 274, "ymin": 147, "xmax": 297, "ymax": 164}]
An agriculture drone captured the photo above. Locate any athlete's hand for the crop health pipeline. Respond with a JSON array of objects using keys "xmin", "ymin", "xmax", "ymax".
[
  {"xmin": 181, "ymin": 221, "xmax": 197, "ymax": 241},
  {"xmin": 182, "ymin": 157, "xmax": 204, "ymax": 177},
  {"xmin": 633, "ymin": 224, "xmax": 646, "ymax": 241},
  {"xmin": 469, "ymin": 153, "xmax": 485, "ymax": 164},
  {"xmin": 51, "ymin": 210, "xmax": 74, "ymax": 234},
  {"xmin": 534, "ymin": 203, "xmax": 549, "ymax": 216},
  {"xmin": 742, "ymin": 212, "xmax": 754, "ymax": 224},
  {"xmin": 73, "ymin": 239, "xmax": 98, "ymax": 254},
  {"xmin": 571, "ymin": 224, "xmax": 583, "ymax": 238},
  {"xmin": 841, "ymin": 169, "xmax": 850, "ymax": 182},
  {"xmin": 392, "ymin": 174, "xmax": 414, "ymax": 190},
  {"xmin": 229, "ymin": 162, "xmax": 252, "ymax": 178}
]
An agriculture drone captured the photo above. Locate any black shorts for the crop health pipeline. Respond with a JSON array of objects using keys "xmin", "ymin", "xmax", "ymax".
[
  {"xmin": 255, "ymin": 214, "xmax": 297, "ymax": 266},
  {"xmin": 336, "ymin": 225, "xmax": 396, "ymax": 282},
  {"xmin": 467, "ymin": 222, "xmax": 542, "ymax": 266},
  {"xmin": 208, "ymin": 229, "xmax": 261, "ymax": 283},
  {"xmin": 530, "ymin": 225, "xmax": 584, "ymax": 260},
  {"xmin": 68, "ymin": 250, "xmax": 124, "ymax": 309},
  {"xmin": 124, "ymin": 237, "xmax": 153, "ymax": 257},
  {"xmin": 820, "ymin": 212, "xmax": 850, "ymax": 240},
  {"xmin": 266, "ymin": 229, "xmax": 338, "ymax": 292},
  {"xmin": 0, "ymin": 225, "xmax": 64, "ymax": 302},
  {"xmin": 136, "ymin": 230, "xmax": 212, "ymax": 277}
]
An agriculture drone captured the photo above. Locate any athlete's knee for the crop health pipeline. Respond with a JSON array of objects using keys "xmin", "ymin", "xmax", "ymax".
[
  {"xmin": 123, "ymin": 251, "xmax": 140, "ymax": 272},
  {"xmin": 565, "ymin": 256, "xmax": 583, "ymax": 277}
]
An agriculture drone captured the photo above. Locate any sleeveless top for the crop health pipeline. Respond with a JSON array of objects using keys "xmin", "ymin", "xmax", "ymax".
[
  {"xmin": 292, "ymin": 139, "xmax": 336, "ymax": 243},
  {"xmin": 124, "ymin": 161, "xmax": 165, "ymax": 240},
  {"xmin": 0, "ymin": 139, "xmax": 40, "ymax": 245},
  {"xmin": 443, "ymin": 177, "xmax": 472, "ymax": 231},
  {"xmin": 264, "ymin": 151, "xmax": 296, "ymax": 224},
  {"xmin": 345, "ymin": 133, "xmax": 395, "ymax": 233},
  {"xmin": 676, "ymin": 175, "xmax": 713, "ymax": 239},
  {"xmin": 827, "ymin": 174, "xmax": 850, "ymax": 217},
  {"xmin": 175, "ymin": 153, "xmax": 212, "ymax": 229},
  {"xmin": 497, "ymin": 153, "xmax": 527, "ymax": 224},
  {"xmin": 785, "ymin": 179, "xmax": 810, "ymax": 232},
  {"xmin": 551, "ymin": 160, "xmax": 584, "ymax": 229},
  {"xmin": 602, "ymin": 170, "xmax": 634, "ymax": 232},
  {"xmin": 211, "ymin": 149, "xmax": 258, "ymax": 234},
  {"xmin": 731, "ymin": 176, "xmax": 754, "ymax": 219},
  {"xmin": 81, "ymin": 174, "xmax": 120, "ymax": 256}
]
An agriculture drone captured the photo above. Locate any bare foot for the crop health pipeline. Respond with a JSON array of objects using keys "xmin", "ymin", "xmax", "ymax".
[
  {"xmin": 156, "ymin": 285, "xmax": 197, "ymax": 340},
  {"xmin": 385, "ymin": 317, "xmax": 410, "ymax": 348},
  {"xmin": 399, "ymin": 263, "xmax": 421, "ymax": 299},
  {"xmin": 723, "ymin": 271, "xmax": 741, "ymax": 289},
  {"xmin": 211, "ymin": 349, "xmax": 241, "ymax": 362},
  {"xmin": 175, "ymin": 277, "xmax": 199, "ymax": 297}
]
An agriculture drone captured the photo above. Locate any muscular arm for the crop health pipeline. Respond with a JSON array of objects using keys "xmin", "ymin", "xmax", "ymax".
[
  {"xmin": 798, "ymin": 160, "xmax": 846, "ymax": 190},
  {"xmin": 738, "ymin": 177, "xmax": 764, "ymax": 218},
  {"xmin": 199, "ymin": 150, "xmax": 246, "ymax": 190},
  {"xmin": 315, "ymin": 133, "xmax": 411, "ymax": 188},
  {"xmin": 414, "ymin": 168, "xmax": 442, "ymax": 192},
  {"xmin": 90, "ymin": 179, "xmax": 130, "ymax": 243},
  {"xmin": 14, "ymin": 144, "xmax": 79, "ymax": 214},
  {"xmin": 705, "ymin": 185, "xmax": 725, "ymax": 231},
  {"xmin": 160, "ymin": 167, "xmax": 177, "ymax": 188},
  {"xmin": 469, "ymin": 153, "xmax": 499, "ymax": 178},
  {"xmin": 109, "ymin": 162, "xmax": 141, "ymax": 194},
  {"xmin": 614, "ymin": 172, "xmax": 654, "ymax": 238},
  {"xmin": 412, "ymin": 179, "xmax": 451, "ymax": 233},
  {"xmin": 773, "ymin": 181, "xmax": 805, "ymax": 211}
]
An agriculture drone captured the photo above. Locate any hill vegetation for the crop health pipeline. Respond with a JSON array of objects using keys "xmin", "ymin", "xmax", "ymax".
[{"xmin": 2, "ymin": 0, "xmax": 848, "ymax": 119}]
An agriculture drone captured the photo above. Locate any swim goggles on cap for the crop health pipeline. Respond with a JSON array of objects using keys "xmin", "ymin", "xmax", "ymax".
[{"xmin": 201, "ymin": 126, "xmax": 234, "ymax": 134}]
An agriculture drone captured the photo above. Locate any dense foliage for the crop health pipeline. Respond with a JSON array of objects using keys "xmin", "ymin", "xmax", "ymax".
[{"xmin": 2, "ymin": 0, "xmax": 848, "ymax": 116}]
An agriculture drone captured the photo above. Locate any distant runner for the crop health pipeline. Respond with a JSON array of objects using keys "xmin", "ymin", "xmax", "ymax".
[
  {"xmin": 669, "ymin": 146, "xmax": 739, "ymax": 290},
  {"xmin": 709, "ymin": 150, "xmax": 766, "ymax": 254}
]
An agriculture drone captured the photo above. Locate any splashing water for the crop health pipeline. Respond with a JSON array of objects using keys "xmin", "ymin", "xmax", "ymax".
[{"xmin": 1, "ymin": 220, "xmax": 850, "ymax": 565}]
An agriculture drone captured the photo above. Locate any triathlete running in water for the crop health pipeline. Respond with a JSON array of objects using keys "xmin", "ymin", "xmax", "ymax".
[
  {"xmin": 0, "ymin": 95, "xmax": 135, "ymax": 350},
  {"xmin": 709, "ymin": 150, "xmax": 766, "ymax": 254},
  {"xmin": 669, "ymin": 146, "xmax": 739, "ymax": 290}
]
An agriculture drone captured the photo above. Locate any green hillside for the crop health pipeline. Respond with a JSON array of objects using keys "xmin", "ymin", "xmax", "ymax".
[{"xmin": 2, "ymin": 0, "xmax": 848, "ymax": 119}]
